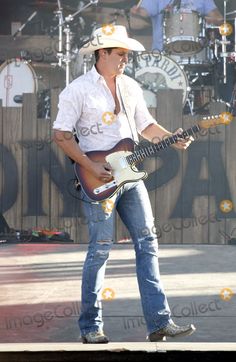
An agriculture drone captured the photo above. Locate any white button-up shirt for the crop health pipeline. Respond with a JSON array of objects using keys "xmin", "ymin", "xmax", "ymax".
[{"xmin": 53, "ymin": 66, "xmax": 157, "ymax": 153}]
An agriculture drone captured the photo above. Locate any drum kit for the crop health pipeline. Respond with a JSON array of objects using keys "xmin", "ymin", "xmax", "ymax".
[
  {"xmin": 138, "ymin": 0, "xmax": 236, "ymax": 114},
  {"xmin": 0, "ymin": 0, "xmax": 235, "ymax": 116},
  {"xmin": 126, "ymin": 0, "xmax": 236, "ymax": 114}
]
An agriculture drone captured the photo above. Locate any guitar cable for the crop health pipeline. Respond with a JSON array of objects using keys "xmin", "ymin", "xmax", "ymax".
[{"xmin": 66, "ymin": 178, "xmax": 100, "ymax": 205}]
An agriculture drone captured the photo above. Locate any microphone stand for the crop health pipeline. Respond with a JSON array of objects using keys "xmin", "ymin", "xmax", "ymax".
[
  {"xmin": 12, "ymin": 11, "xmax": 37, "ymax": 39},
  {"xmin": 215, "ymin": 0, "xmax": 231, "ymax": 84},
  {"xmin": 55, "ymin": 0, "xmax": 99, "ymax": 86},
  {"xmin": 61, "ymin": 0, "xmax": 99, "ymax": 27}
]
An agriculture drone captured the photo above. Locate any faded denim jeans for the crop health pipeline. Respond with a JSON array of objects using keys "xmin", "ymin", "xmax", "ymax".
[{"xmin": 78, "ymin": 180, "xmax": 171, "ymax": 336}]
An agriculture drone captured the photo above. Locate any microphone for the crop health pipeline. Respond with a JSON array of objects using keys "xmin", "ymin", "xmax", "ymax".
[{"xmin": 12, "ymin": 11, "xmax": 37, "ymax": 38}]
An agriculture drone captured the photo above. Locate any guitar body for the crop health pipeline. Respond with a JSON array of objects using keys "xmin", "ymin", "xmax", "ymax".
[{"xmin": 74, "ymin": 138, "xmax": 148, "ymax": 202}]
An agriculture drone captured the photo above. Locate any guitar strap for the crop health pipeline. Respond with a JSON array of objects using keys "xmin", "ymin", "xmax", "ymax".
[{"xmin": 117, "ymin": 76, "xmax": 139, "ymax": 143}]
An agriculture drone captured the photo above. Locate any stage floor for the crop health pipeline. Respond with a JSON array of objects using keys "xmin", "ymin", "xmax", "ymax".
[{"xmin": 0, "ymin": 243, "xmax": 236, "ymax": 344}]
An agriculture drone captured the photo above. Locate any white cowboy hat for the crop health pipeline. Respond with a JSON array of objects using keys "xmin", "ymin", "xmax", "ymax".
[{"xmin": 79, "ymin": 25, "xmax": 145, "ymax": 54}]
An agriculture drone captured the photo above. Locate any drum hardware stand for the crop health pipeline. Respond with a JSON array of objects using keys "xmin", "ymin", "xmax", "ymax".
[
  {"xmin": 214, "ymin": 0, "xmax": 234, "ymax": 84},
  {"xmin": 55, "ymin": 0, "xmax": 99, "ymax": 86},
  {"xmin": 55, "ymin": 0, "xmax": 64, "ymax": 67},
  {"xmin": 44, "ymin": 94, "xmax": 51, "ymax": 119},
  {"xmin": 82, "ymin": 54, "xmax": 93, "ymax": 75},
  {"xmin": 226, "ymin": 10, "xmax": 236, "ymax": 61},
  {"xmin": 185, "ymin": 94, "xmax": 195, "ymax": 115},
  {"xmin": 199, "ymin": 17, "xmax": 206, "ymax": 44},
  {"xmin": 80, "ymin": 22, "xmax": 98, "ymax": 75},
  {"xmin": 63, "ymin": 25, "xmax": 73, "ymax": 86}
]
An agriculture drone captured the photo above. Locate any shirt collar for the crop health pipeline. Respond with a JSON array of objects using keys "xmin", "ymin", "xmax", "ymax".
[
  {"xmin": 89, "ymin": 65, "xmax": 122, "ymax": 84},
  {"xmin": 90, "ymin": 65, "xmax": 104, "ymax": 83}
]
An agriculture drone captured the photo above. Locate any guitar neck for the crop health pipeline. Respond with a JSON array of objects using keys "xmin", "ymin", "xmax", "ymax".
[{"xmin": 126, "ymin": 124, "xmax": 201, "ymax": 165}]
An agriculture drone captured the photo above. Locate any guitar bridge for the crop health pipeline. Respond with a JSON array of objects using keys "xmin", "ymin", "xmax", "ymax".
[{"xmin": 94, "ymin": 180, "xmax": 117, "ymax": 195}]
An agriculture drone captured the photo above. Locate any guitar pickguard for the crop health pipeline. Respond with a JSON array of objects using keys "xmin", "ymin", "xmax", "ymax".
[{"xmin": 106, "ymin": 151, "xmax": 147, "ymax": 184}]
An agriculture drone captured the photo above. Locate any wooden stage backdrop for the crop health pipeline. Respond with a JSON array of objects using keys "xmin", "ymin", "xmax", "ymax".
[{"xmin": 0, "ymin": 89, "xmax": 235, "ymax": 244}]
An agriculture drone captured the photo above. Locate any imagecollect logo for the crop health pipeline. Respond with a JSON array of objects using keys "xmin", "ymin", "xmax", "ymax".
[
  {"xmin": 3, "ymin": 302, "xmax": 81, "ymax": 330},
  {"xmin": 172, "ymin": 299, "xmax": 223, "ymax": 317}
]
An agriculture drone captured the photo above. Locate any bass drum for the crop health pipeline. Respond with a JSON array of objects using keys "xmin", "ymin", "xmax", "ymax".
[
  {"xmin": 0, "ymin": 59, "xmax": 65, "ymax": 107},
  {"xmin": 126, "ymin": 52, "xmax": 189, "ymax": 108}
]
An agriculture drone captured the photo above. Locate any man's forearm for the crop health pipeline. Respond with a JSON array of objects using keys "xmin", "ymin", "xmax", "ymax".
[
  {"xmin": 141, "ymin": 123, "xmax": 193, "ymax": 150},
  {"xmin": 205, "ymin": 8, "xmax": 223, "ymax": 25},
  {"xmin": 141, "ymin": 123, "xmax": 172, "ymax": 143},
  {"xmin": 53, "ymin": 130, "xmax": 94, "ymax": 171}
]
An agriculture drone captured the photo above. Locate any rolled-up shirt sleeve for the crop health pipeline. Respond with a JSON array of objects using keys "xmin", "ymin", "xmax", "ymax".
[{"xmin": 53, "ymin": 86, "xmax": 82, "ymax": 132}]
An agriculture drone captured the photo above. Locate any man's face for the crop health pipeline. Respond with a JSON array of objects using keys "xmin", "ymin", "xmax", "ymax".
[{"xmin": 104, "ymin": 48, "xmax": 129, "ymax": 76}]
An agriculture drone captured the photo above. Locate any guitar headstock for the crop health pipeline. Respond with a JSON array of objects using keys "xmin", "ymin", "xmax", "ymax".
[{"xmin": 198, "ymin": 112, "xmax": 233, "ymax": 129}]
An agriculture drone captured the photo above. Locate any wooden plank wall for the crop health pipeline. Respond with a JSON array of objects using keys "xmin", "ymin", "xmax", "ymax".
[{"xmin": 0, "ymin": 89, "xmax": 235, "ymax": 244}]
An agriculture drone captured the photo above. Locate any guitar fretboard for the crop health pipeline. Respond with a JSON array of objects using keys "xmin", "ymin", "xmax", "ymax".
[{"xmin": 126, "ymin": 124, "xmax": 201, "ymax": 165}]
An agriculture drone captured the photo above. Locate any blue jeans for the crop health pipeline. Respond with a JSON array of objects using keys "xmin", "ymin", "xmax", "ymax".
[{"xmin": 78, "ymin": 180, "xmax": 171, "ymax": 336}]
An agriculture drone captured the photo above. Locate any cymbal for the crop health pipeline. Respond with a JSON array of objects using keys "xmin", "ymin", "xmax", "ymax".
[{"xmin": 29, "ymin": 1, "xmax": 75, "ymax": 13}]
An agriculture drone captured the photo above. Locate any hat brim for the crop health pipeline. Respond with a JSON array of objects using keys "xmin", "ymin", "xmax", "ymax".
[{"xmin": 79, "ymin": 37, "xmax": 145, "ymax": 54}]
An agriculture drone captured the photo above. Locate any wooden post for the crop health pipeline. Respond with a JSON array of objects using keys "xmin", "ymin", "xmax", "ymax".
[
  {"xmin": 22, "ymin": 93, "xmax": 37, "ymax": 231},
  {"xmin": 155, "ymin": 89, "xmax": 183, "ymax": 243},
  {"xmin": 156, "ymin": 89, "xmax": 183, "ymax": 128}
]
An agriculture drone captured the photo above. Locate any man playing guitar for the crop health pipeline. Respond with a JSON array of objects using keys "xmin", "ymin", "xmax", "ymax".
[{"xmin": 53, "ymin": 24, "xmax": 195, "ymax": 344}]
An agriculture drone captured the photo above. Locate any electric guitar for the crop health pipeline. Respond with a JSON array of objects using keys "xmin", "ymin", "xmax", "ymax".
[{"xmin": 74, "ymin": 112, "xmax": 233, "ymax": 202}]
